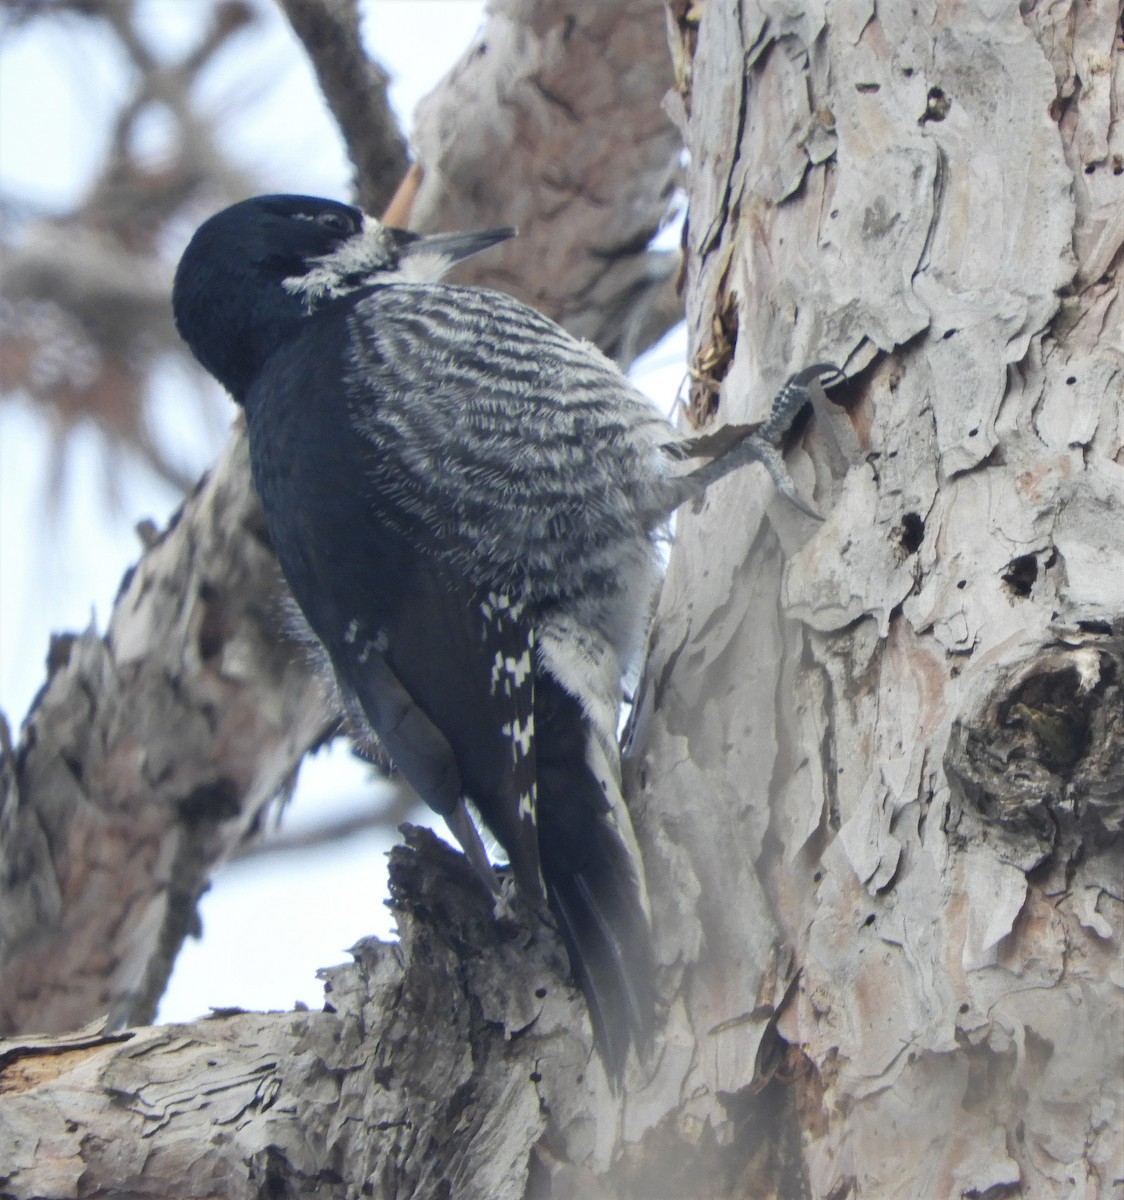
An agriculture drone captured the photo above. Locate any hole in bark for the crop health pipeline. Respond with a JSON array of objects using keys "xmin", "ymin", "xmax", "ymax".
[
  {"xmin": 968, "ymin": 427, "xmax": 979, "ymax": 437},
  {"xmin": 921, "ymin": 86, "xmax": 951, "ymax": 122},
  {"xmin": 946, "ymin": 642, "xmax": 1124, "ymax": 848},
  {"xmin": 957, "ymin": 580, "xmax": 967, "ymax": 589},
  {"xmin": 1002, "ymin": 554, "xmax": 1038, "ymax": 598},
  {"xmin": 1084, "ymin": 163, "xmax": 1096, "ymax": 174},
  {"xmin": 863, "ymin": 913, "xmax": 876, "ymax": 926},
  {"xmin": 899, "ymin": 512, "xmax": 925, "ymax": 555},
  {"xmin": 856, "ymin": 81, "xmax": 880, "ymax": 93},
  {"xmin": 1066, "ymin": 375, "xmax": 1077, "ymax": 385},
  {"xmin": 535, "ymin": 987, "xmax": 547, "ymax": 998},
  {"xmin": 1000, "ymin": 668, "xmax": 1094, "ymax": 770},
  {"xmin": 687, "ymin": 292, "xmax": 739, "ymax": 428}
]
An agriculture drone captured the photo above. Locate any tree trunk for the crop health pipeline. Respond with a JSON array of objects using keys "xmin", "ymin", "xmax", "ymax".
[
  {"xmin": 1, "ymin": 1, "xmax": 1120, "ymax": 1197},
  {"xmin": 631, "ymin": 0, "xmax": 1122, "ymax": 1194}
]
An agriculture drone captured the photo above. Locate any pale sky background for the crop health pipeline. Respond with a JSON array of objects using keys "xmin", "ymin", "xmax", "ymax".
[{"xmin": 0, "ymin": 0, "xmax": 686, "ymax": 1023}]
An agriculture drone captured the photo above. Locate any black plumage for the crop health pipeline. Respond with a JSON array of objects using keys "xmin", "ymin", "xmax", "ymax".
[{"xmin": 173, "ymin": 193, "xmax": 829, "ymax": 1079}]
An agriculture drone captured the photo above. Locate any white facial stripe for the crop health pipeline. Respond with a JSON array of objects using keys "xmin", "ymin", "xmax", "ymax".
[{"xmin": 283, "ymin": 215, "xmax": 394, "ymax": 307}]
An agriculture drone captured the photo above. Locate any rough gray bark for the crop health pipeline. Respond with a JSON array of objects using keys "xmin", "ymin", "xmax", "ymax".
[
  {"xmin": 628, "ymin": 0, "xmax": 1123, "ymax": 1195},
  {"xmin": 0, "ymin": 830, "xmax": 591, "ymax": 1200},
  {"xmin": 0, "ymin": 430, "xmax": 332, "ymax": 1037},
  {"xmin": 1, "ymin": 0, "xmax": 1120, "ymax": 1197}
]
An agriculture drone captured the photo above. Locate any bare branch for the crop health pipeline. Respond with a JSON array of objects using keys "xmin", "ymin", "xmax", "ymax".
[
  {"xmin": 229, "ymin": 777, "xmax": 419, "ymax": 863},
  {"xmin": 0, "ymin": 0, "xmax": 259, "ymax": 495},
  {"xmin": 0, "ymin": 830, "xmax": 599, "ymax": 1200},
  {"xmin": 275, "ymin": 0, "xmax": 410, "ymax": 214},
  {"xmin": 0, "ymin": 428, "xmax": 332, "ymax": 1035}
]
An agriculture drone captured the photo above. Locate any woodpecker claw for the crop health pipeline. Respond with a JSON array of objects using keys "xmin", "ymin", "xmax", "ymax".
[
  {"xmin": 753, "ymin": 362, "xmax": 840, "ymax": 519},
  {"xmin": 757, "ymin": 363, "xmax": 840, "ymax": 445},
  {"xmin": 740, "ymin": 436, "xmax": 825, "ymax": 521}
]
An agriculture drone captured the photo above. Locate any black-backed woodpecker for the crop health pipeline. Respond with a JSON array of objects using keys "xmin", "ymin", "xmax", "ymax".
[{"xmin": 173, "ymin": 193, "xmax": 832, "ymax": 1080}]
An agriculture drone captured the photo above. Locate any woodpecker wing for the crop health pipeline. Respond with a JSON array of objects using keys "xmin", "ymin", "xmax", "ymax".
[
  {"xmin": 349, "ymin": 559, "xmax": 544, "ymax": 903},
  {"xmin": 244, "ymin": 316, "xmax": 543, "ymax": 900}
]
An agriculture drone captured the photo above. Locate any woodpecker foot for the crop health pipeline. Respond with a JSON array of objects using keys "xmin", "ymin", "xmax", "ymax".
[
  {"xmin": 750, "ymin": 363, "xmax": 843, "ymax": 520},
  {"xmin": 743, "ymin": 437, "xmax": 824, "ymax": 520},
  {"xmin": 491, "ymin": 872, "xmax": 522, "ymax": 923}
]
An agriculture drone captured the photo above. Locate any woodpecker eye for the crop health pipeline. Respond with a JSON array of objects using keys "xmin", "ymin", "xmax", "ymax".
[{"xmin": 314, "ymin": 211, "xmax": 355, "ymax": 236}]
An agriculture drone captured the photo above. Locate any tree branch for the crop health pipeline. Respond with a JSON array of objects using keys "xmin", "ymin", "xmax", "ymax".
[
  {"xmin": 0, "ymin": 830, "xmax": 604, "ymax": 1200},
  {"xmin": 394, "ymin": 0, "xmax": 684, "ymax": 365},
  {"xmin": 275, "ymin": 0, "xmax": 410, "ymax": 215},
  {"xmin": 0, "ymin": 429, "xmax": 331, "ymax": 1035}
]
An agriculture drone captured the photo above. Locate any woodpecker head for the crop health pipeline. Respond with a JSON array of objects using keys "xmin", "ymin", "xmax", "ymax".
[{"xmin": 173, "ymin": 193, "xmax": 514, "ymax": 401}]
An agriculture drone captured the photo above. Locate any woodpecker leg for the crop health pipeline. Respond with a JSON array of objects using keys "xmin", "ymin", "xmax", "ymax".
[
  {"xmin": 756, "ymin": 363, "xmax": 839, "ymax": 444},
  {"xmin": 446, "ymin": 799, "xmax": 502, "ymax": 896},
  {"xmin": 446, "ymin": 803, "xmax": 525, "ymax": 922},
  {"xmin": 672, "ymin": 363, "xmax": 839, "ymax": 519}
]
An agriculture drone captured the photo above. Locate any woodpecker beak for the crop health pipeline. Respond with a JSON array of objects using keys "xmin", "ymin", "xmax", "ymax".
[{"xmin": 403, "ymin": 227, "xmax": 517, "ymax": 267}]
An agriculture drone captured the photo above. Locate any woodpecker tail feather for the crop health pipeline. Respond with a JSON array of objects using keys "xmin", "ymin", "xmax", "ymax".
[
  {"xmin": 546, "ymin": 856, "xmax": 655, "ymax": 1080},
  {"xmin": 534, "ymin": 674, "xmax": 655, "ymax": 1081}
]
